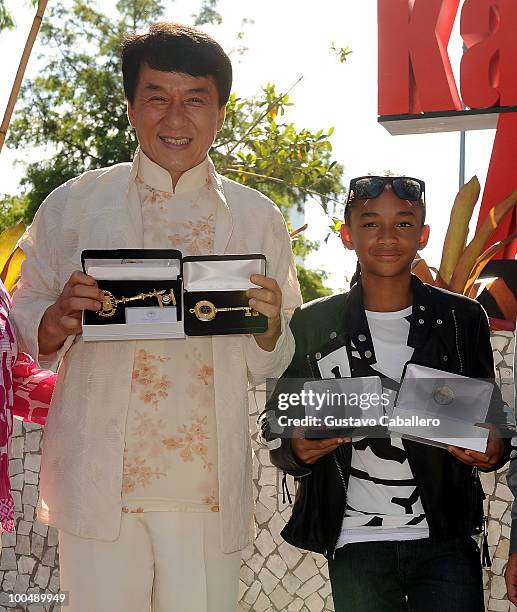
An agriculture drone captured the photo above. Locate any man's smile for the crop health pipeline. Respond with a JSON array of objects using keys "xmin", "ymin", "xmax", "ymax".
[{"xmin": 159, "ymin": 136, "xmax": 192, "ymax": 146}]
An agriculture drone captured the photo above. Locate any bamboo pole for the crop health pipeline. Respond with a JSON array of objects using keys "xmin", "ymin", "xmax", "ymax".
[{"xmin": 0, "ymin": 0, "xmax": 49, "ymax": 154}]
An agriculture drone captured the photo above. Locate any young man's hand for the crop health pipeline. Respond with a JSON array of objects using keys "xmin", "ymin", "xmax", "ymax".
[
  {"xmin": 292, "ymin": 436, "xmax": 351, "ymax": 465},
  {"xmin": 448, "ymin": 424, "xmax": 504, "ymax": 470},
  {"xmin": 505, "ymin": 552, "xmax": 517, "ymax": 605},
  {"xmin": 248, "ymin": 274, "xmax": 282, "ymax": 352},
  {"xmin": 38, "ymin": 271, "xmax": 103, "ymax": 354}
]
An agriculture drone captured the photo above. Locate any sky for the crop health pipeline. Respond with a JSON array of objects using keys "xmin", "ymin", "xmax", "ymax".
[{"xmin": 0, "ymin": 0, "xmax": 497, "ymax": 290}]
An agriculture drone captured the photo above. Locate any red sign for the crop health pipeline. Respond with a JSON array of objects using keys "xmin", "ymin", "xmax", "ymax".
[
  {"xmin": 378, "ymin": 0, "xmax": 461, "ymax": 116},
  {"xmin": 379, "ymin": 0, "xmax": 517, "ymax": 116},
  {"xmin": 461, "ymin": 0, "xmax": 517, "ymax": 109},
  {"xmin": 378, "ymin": 0, "xmax": 517, "ymax": 259}
]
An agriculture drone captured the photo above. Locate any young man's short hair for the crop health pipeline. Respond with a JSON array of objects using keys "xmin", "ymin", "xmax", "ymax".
[{"xmin": 122, "ymin": 22, "xmax": 232, "ymax": 107}]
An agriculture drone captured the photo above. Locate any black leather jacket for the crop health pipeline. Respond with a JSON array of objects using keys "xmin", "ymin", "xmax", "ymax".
[{"xmin": 263, "ymin": 276, "xmax": 511, "ymax": 558}]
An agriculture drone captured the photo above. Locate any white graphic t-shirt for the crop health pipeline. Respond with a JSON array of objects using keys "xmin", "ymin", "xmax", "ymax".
[{"xmin": 335, "ymin": 306, "xmax": 430, "ymax": 548}]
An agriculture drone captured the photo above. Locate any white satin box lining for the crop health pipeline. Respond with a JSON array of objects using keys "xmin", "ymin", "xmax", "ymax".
[
  {"xmin": 183, "ymin": 258, "xmax": 266, "ymax": 292},
  {"xmin": 84, "ymin": 258, "xmax": 181, "ymax": 281}
]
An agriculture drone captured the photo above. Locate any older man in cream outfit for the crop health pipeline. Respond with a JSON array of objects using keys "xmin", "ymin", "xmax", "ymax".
[{"xmin": 11, "ymin": 22, "xmax": 301, "ymax": 612}]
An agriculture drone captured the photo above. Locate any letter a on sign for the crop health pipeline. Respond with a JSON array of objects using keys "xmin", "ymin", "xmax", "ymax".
[
  {"xmin": 461, "ymin": 0, "xmax": 517, "ymax": 109},
  {"xmin": 378, "ymin": 0, "xmax": 462, "ymax": 115}
]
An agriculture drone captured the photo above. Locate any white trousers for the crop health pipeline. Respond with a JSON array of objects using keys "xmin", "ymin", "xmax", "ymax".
[{"xmin": 58, "ymin": 512, "xmax": 241, "ymax": 612}]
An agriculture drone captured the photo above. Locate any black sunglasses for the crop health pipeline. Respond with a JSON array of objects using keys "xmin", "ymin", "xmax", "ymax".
[{"xmin": 346, "ymin": 176, "xmax": 426, "ymax": 208}]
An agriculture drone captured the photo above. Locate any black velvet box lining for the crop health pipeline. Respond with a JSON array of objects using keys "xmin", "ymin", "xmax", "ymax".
[
  {"xmin": 83, "ymin": 279, "xmax": 182, "ymax": 326},
  {"xmin": 183, "ymin": 289, "xmax": 268, "ymax": 336},
  {"xmin": 182, "ymin": 254, "xmax": 268, "ymax": 336}
]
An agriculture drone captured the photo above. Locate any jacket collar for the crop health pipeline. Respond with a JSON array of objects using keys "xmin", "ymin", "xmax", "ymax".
[
  {"xmin": 137, "ymin": 148, "xmax": 209, "ymax": 194},
  {"xmin": 124, "ymin": 147, "xmax": 233, "ymax": 253},
  {"xmin": 342, "ymin": 274, "xmax": 438, "ymax": 366}
]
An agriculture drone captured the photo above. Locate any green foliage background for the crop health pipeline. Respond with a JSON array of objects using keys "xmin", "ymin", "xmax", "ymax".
[
  {"xmin": 0, "ymin": 0, "xmax": 37, "ymax": 31},
  {"xmin": 0, "ymin": 0, "xmax": 347, "ymax": 301}
]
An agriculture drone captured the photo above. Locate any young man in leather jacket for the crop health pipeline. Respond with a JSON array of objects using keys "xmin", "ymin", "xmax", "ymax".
[{"xmin": 262, "ymin": 176, "xmax": 512, "ymax": 612}]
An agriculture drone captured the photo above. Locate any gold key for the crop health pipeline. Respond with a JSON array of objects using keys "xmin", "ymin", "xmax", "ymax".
[
  {"xmin": 189, "ymin": 300, "xmax": 259, "ymax": 322},
  {"xmin": 98, "ymin": 289, "xmax": 175, "ymax": 318}
]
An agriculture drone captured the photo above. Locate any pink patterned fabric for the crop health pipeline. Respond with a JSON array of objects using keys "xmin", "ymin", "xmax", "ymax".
[{"xmin": 0, "ymin": 281, "xmax": 56, "ymax": 532}]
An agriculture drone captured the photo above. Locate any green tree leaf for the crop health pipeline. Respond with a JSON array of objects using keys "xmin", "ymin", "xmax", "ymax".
[
  {"xmin": 192, "ymin": 0, "xmax": 222, "ymax": 25},
  {"xmin": 0, "ymin": 0, "xmax": 38, "ymax": 32},
  {"xmin": 330, "ymin": 42, "xmax": 352, "ymax": 64},
  {"xmin": 0, "ymin": 194, "xmax": 27, "ymax": 232},
  {"xmin": 0, "ymin": 2, "xmax": 15, "ymax": 31},
  {"xmin": 296, "ymin": 265, "xmax": 333, "ymax": 303}
]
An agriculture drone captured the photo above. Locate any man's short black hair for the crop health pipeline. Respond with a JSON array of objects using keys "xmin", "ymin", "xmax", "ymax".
[{"xmin": 122, "ymin": 22, "xmax": 232, "ymax": 107}]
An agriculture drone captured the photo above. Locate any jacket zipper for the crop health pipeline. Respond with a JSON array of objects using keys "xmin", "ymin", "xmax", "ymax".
[
  {"xmin": 451, "ymin": 309, "xmax": 464, "ymax": 374},
  {"xmin": 306, "ymin": 353, "xmax": 317, "ymax": 378},
  {"xmin": 471, "ymin": 465, "xmax": 490, "ymax": 566},
  {"xmin": 472, "ymin": 466, "xmax": 482, "ymax": 533},
  {"xmin": 331, "ymin": 445, "xmax": 349, "ymax": 559}
]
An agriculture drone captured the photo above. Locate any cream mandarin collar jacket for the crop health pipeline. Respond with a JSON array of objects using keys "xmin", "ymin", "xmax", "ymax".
[{"xmin": 11, "ymin": 149, "xmax": 302, "ymax": 553}]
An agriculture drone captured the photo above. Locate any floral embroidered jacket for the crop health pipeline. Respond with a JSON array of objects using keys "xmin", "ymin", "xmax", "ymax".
[
  {"xmin": 0, "ymin": 281, "xmax": 57, "ymax": 532},
  {"xmin": 10, "ymin": 149, "xmax": 302, "ymax": 552}
]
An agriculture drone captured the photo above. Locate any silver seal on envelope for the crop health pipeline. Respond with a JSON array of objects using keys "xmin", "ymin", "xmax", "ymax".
[{"xmin": 433, "ymin": 385, "xmax": 455, "ymax": 406}]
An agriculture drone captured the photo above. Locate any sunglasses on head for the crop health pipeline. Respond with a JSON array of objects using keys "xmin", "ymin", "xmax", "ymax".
[{"xmin": 346, "ymin": 176, "xmax": 426, "ymax": 208}]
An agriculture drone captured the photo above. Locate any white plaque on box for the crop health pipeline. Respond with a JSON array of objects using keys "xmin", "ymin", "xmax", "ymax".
[{"xmin": 125, "ymin": 307, "xmax": 178, "ymax": 324}]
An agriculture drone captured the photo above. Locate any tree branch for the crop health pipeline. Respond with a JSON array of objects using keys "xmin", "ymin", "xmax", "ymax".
[
  {"xmin": 223, "ymin": 167, "xmax": 344, "ymax": 208},
  {"xmin": 217, "ymin": 75, "xmax": 304, "ymax": 157},
  {"xmin": 0, "ymin": 0, "xmax": 49, "ymax": 154},
  {"xmin": 60, "ymin": 137, "xmax": 103, "ymax": 164}
]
